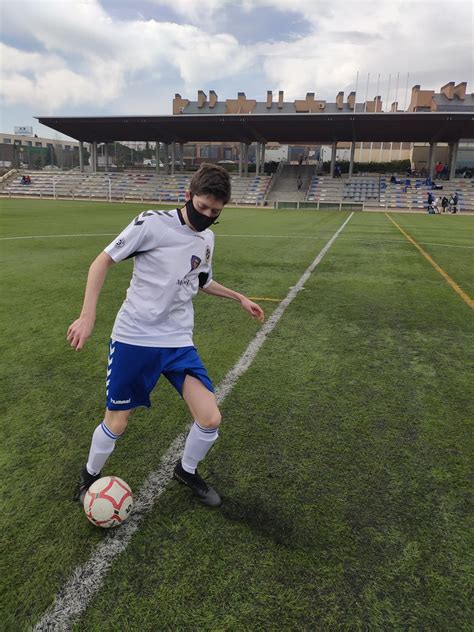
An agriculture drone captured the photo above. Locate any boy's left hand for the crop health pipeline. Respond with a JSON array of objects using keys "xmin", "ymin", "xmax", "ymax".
[{"xmin": 240, "ymin": 298, "xmax": 265, "ymax": 323}]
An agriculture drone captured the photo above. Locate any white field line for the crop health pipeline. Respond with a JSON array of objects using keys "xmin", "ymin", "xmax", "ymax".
[
  {"xmin": 0, "ymin": 233, "xmax": 118, "ymax": 241},
  {"xmin": 1, "ymin": 231, "xmax": 472, "ymax": 249},
  {"xmin": 32, "ymin": 212, "xmax": 354, "ymax": 632}
]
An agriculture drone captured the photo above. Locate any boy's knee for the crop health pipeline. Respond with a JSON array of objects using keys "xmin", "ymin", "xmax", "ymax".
[
  {"xmin": 105, "ymin": 409, "xmax": 131, "ymax": 435},
  {"xmin": 198, "ymin": 409, "xmax": 221, "ymax": 429}
]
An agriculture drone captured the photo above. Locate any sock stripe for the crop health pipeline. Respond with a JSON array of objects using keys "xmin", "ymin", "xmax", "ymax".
[
  {"xmin": 101, "ymin": 421, "xmax": 121, "ymax": 440},
  {"xmin": 194, "ymin": 421, "xmax": 218, "ymax": 434}
]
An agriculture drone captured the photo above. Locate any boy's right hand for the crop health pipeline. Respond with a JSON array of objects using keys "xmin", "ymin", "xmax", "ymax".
[{"xmin": 67, "ymin": 315, "xmax": 95, "ymax": 351}]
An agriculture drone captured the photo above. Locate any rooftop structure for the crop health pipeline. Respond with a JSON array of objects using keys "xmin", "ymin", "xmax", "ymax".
[{"xmin": 173, "ymin": 82, "xmax": 473, "ymax": 116}]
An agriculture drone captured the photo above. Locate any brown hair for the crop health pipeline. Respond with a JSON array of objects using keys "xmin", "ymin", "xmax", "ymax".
[{"xmin": 189, "ymin": 163, "xmax": 231, "ymax": 204}]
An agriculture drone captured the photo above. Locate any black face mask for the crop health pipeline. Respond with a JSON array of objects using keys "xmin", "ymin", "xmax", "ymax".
[{"xmin": 185, "ymin": 198, "xmax": 220, "ymax": 232}]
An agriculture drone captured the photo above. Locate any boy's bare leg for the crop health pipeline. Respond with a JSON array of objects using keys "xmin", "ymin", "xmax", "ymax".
[
  {"xmin": 104, "ymin": 408, "xmax": 132, "ymax": 435},
  {"xmin": 174, "ymin": 375, "xmax": 222, "ymax": 506},
  {"xmin": 182, "ymin": 375, "xmax": 221, "ymax": 429}
]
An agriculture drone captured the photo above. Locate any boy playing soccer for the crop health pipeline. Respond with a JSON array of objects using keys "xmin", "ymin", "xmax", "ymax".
[{"xmin": 68, "ymin": 164, "xmax": 264, "ymax": 507}]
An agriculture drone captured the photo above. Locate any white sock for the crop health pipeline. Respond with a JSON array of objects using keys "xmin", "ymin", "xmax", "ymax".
[
  {"xmin": 181, "ymin": 421, "xmax": 219, "ymax": 474},
  {"xmin": 86, "ymin": 421, "xmax": 122, "ymax": 475}
]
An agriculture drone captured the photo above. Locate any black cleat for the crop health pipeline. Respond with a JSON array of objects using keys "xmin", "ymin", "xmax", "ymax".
[
  {"xmin": 173, "ymin": 460, "xmax": 221, "ymax": 507},
  {"xmin": 73, "ymin": 465, "xmax": 102, "ymax": 505}
]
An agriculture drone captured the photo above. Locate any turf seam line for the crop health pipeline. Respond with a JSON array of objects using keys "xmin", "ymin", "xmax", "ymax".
[
  {"xmin": 1, "ymin": 233, "xmax": 473, "ymax": 250},
  {"xmin": 384, "ymin": 213, "xmax": 474, "ymax": 309},
  {"xmin": 32, "ymin": 212, "xmax": 354, "ymax": 632}
]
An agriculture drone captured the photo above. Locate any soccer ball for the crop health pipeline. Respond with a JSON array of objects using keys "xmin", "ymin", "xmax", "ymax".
[{"xmin": 83, "ymin": 476, "xmax": 133, "ymax": 528}]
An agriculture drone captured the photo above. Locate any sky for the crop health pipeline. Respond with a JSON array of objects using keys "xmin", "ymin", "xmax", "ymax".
[{"xmin": 0, "ymin": 0, "xmax": 472, "ymax": 140}]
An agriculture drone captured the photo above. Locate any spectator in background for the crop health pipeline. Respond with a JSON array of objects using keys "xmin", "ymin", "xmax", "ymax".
[
  {"xmin": 296, "ymin": 175, "xmax": 303, "ymax": 191},
  {"xmin": 435, "ymin": 161, "xmax": 444, "ymax": 179},
  {"xmin": 441, "ymin": 196, "xmax": 449, "ymax": 213},
  {"xmin": 334, "ymin": 164, "xmax": 342, "ymax": 178},
  {"xmin": 298, "ymin": 154, "xmax": 303, "ymax": 166}
]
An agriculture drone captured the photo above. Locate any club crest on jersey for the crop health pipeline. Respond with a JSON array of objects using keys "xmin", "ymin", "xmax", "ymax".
[
  {"xmin": 190, "ymin": 255, "xmax": 201, "ymax": 270},
  {"xmin": 205, "ymin": 246, "xmax": 211, "ymax": 261},
  {"xmin": 115, "ymin": 238, "xmax": 126, "ymax": 248},
  {"xmin": 179, "ymin": 255, "xmax": 202, "ymax": 285}
]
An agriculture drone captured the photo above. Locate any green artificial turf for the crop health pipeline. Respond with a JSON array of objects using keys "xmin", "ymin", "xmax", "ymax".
[{"xmin": 0, "ymin": 199, "xmax": 472, "ymax": 630}]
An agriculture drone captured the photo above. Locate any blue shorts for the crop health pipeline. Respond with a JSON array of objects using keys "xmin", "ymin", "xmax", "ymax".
[{"xmin": 106, "ymin": 340, "xmax": 214, "ymax": 411}]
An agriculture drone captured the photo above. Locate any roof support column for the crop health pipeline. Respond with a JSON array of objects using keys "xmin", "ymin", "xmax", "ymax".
[
  {"xmin": 255, "ymin": 142, "xmax": 260, "ymax": 177},
  {"xmin": 179, "ymin": 143, "xmax": 184, "ymax": 171},
  {"xmin": 156, "ymin": 142, "xmax": 160, "ymax": 175},
  {"xmin": 92, "ymin": 141, "xmax": 98, "ymax": 173},
  {"xmin": 348, "ymin": 142, "xmax": 356, "ymax": 178},
  {"xmin": 104, "ymin": 143, "xmax": 109, "ymax": 171},
  {"xmin": 239, "ymin": 143, "xmax": 243, "ymax": 177},
  {"xmin": 244, "ymin": 143, "xmax": 249, "ymax": 177},
  {"xmin": 261, "ymin": 143, "xmax": 266, "ymax": 174},
  {"xmin": 330, "ymin": 142, "xmax": 337, "ymax": 177},
  {"xmin": 448, "ymin": 141, "xmax": 459, "ymax": 180},
  {"xmin": 170, "ymin": 142, "xmax": 176, "ymax": 175},
  {"xmin": 164, "ymin": 144, "xmax": 170, "ymax": 174},
  {"xmin": 427, "ymin": 142, "xmax": 436, "ymax": 180},
  {"xmin": 79, "ymin": 141, "xmax": 84, "ymax": 172}
]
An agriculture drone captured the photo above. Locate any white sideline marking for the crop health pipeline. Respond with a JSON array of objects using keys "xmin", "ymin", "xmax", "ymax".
[
  {"xmin": 0, "ymin": 233, "xmax": 117, "ymax": 241},
  {"xmin": 1, "ymin": 232, "xmax": 472, "ymax": 249},
  {"xmin": 32, "ymin": 212, "xmax": 354, "ymax": 631}
]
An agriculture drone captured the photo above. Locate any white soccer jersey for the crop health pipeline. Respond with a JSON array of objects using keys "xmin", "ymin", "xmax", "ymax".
[{"xmin": 104, "ymin": 208, "xmax": 214, "ymax": 347}]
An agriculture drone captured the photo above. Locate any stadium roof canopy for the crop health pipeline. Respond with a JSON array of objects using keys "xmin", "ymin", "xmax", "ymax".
[{"xmin": 36, "ymin": 112, "xmax": 474, "ymax": 145}]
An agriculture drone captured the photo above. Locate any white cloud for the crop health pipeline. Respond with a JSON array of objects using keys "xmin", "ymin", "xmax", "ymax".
[
  {"xmin": 0, "ymin": 0, "xmax": 252, "ymax": 112},
  {"xmin": 250, "ymin": 0, "xmax": 473, "ymax": 103},
  {"xmin": 145, "ymin": 0, "xmax": 472, "ymax": 102},
  {"xmin": 0, "ymin": 0, "xmax": 471, "ymax": 128}
]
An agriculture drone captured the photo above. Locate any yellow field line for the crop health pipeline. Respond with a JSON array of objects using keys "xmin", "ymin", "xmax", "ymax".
[
  {"xmin": 385, "ymin": 213, "xmax": 473, "ymax": 309},
  {"xmin": 249, "ymin": 296, "xmax": 282, "ymax": 302}
]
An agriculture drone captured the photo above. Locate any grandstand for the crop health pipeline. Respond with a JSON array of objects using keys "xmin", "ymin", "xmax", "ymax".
[
  {"xmin": 1, "ymin": 81, "xmax": 472, "ymax": 211},
  {"xmin": 0, "ymin": 170, "xmax": 272, "ymax": 205},
  {"xmin": 305, "ymin": 174, "xmax": 474, "ymax": 211}
]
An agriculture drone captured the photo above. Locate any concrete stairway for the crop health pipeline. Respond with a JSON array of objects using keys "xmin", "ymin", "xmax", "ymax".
[{"xmin": 266, "ymin": 164, "xmax": 314, "ymax": 203}]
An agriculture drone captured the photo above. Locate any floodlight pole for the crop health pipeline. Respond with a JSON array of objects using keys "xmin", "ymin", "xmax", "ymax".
[
  {"xmin": 375, "ymin": 73, "xmax": 381, "ymax": 112},
  {"xmin": 364, "ymin": 73, "xmax": 370, "ymax": 113},
  {"xmin": 404, "ymin": 72, "xmax": 410, "ymax": 111},
  {"xmin": 385, "ymin": 74, "xmax": 391, "ymax": 114}
]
